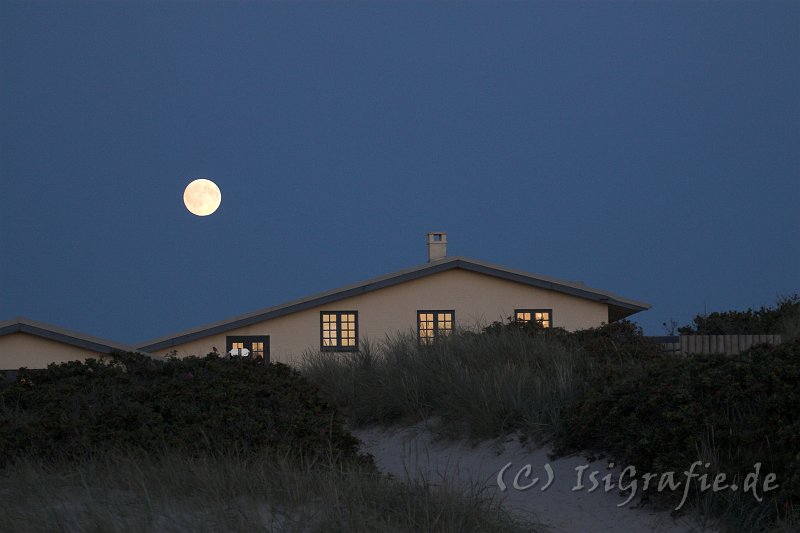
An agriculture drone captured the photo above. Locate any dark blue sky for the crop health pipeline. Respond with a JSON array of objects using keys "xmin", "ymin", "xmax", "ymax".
[{"xmin": 2, "ymin": 1, "xmax": 798, "ymax": 344}]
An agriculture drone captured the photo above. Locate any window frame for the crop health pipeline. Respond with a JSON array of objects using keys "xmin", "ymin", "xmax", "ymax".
[
  {"xmin": 514, "ymin": 309, "xmax": 553, "ymax": 329},
  {"xmin": 417, "ymin": 310, "xmax": 455, "ymax": 345},
  {"xmin": 319, "ymin": 311, "xmax": 359, "ymax": 352},
  {"xmin": 226, "ymin": 335, "xmax": 270, "ymax": 362}
]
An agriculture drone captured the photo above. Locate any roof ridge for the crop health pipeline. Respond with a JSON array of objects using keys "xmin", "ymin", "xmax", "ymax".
[
  {"xmin": 136, "ymin": 257, "xmax": 650, "ymax": 352},
  {"xmin": 0, "ymin": 316, "xmax": 145, "ymax": 354}
]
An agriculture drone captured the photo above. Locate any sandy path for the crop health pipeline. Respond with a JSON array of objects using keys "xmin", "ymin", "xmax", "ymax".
[{"xmin": 353, "ymin": 424, "xmax": 713, "ymax": 533}]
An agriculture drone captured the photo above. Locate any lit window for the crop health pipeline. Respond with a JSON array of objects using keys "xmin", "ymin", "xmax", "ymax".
[
  {"xmin": 320, "ymin": 311, "xmax": 358, "ymax": 351},
  {"xmin": 251, "ymin": 342, "xmax": 265, "ymax": 359},
  {"xmin": 226, "ymin": 335, "xmax": 270, "ymax": 361},
  {"xmin": 417, "ymin": 310, "xmax": 454, "ymax": 345},
  {"xmin": 514, "ymin": 309, "xmax": 552, "ymax": 328}
]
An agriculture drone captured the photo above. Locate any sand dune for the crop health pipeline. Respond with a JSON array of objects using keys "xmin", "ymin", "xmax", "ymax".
[{"xmin": 354, "ymin": 423, "xmax": 715, "ymax": 533}]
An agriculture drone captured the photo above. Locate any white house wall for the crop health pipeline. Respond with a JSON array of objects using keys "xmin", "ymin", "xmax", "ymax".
[
  {"xmin": 153, "ymin": 268, "xmax": 609, "ymax": 365},
  {"xmin": 0, "ymin": 332, "xmax": 109, "ymax": 370}
]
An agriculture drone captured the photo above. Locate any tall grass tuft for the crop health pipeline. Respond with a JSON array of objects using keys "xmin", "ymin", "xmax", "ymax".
[
  {"xmin": 301, "ymin": 328, "xmax": 593, "ymax": 441},
  {"xmin": 303, "ymin": 324, "xmax": 799, "ymax": 531},
  {"xmin": 0, "ymin": 450, "xmax": 538, "ymax": 533}
]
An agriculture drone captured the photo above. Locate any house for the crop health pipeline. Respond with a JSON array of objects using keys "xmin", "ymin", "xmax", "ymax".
[
  {"xmin": 0, "ymin": 317, "xmax": 143, "ymax": 372},
  {"xmin": 136, "ymin": 233, "xmax": 650, "ymax": 364}
]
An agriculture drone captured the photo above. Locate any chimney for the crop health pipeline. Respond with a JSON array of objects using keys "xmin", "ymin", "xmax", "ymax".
[{"xmin": 426, "ymin": 232, "xmax": 447, "ymax": 262}]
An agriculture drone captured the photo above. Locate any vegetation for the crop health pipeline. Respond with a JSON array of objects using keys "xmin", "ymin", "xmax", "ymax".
[
  {"xmin": 3, "ymin": 300, "xmax": 797, "ymax": 531},
  {"xmin": 678, "ymin": 294, "xmax": 800, "ymax": 339},
  {"xmin": 0, "ymin": 352, "xmax": 361, "ymax": 465},
  {"xmin": 556, "ymin": 338, "xmax": 799, "ymax": 531},
  {"xmin": 302, "ymin": 328, "xmax": 591, "ymax": 441},
  {"xmin": 302, "ymin": 319, "xmax": 798, "ymax": 531},
  {"xmin": 0, "ymin": 352, "xmax": 535, "ymax": 532},
  {"xmin": 302, "ymin": 320, "xmax": 660, "ymax": 440},
  {"xmin": 0, "ymin": 450, "xmax": 535, "ymax": 532}
]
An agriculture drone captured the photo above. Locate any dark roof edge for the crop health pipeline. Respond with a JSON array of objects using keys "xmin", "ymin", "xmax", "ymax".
[
  {"xmin": 0, "ymin": 317, "xmax": 150, "ymax": 355},
  {"xmin": 456, "ymin": 260, "xmax": 650, "ymax": 312},
  {"xmin": 137, "ymin": 257, "xmax": 651, "ymax": 352},
  {"xmin": 137, "ymin": 261, "xmax": 457, "ymax": 351}
]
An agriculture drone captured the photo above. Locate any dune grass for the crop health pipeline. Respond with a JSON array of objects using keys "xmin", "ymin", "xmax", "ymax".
[
  {"xmin": 0, "ymin": 353, "xmax": 539, "ymax": 532},
  {"xmin": 0, "ymin": 450, "xmax": 538, "ymax": 533},
  {"xmin": 301, "ymin": 328, "xmax": 593, "ymax": 442},
  {"xmin": 301, "ymin": 326, "xmax": 799, "ymax": 532}
]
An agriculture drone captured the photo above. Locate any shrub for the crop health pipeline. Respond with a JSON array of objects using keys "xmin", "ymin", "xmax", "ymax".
[
  {"xmin": 555, "ymin": 339, "xmax": 800, "ymax": 527},
  {"xmin": 0, "ymin": 352, "xmax": 365, "ymax": 467},
  {"xmin": 679, "ymin": 294, "xmax": 800, "ymax": 337},
  {"xmin": 570, "ymin": 320, "xmax": 664, "ymax": 360},
  {"xmin": 483, "ymin": 318, "xmax": 663, "ymax": 361}
]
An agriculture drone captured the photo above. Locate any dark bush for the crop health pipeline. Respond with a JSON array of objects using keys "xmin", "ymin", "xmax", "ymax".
[
  {"xmin": 0, "ymin": 352, "xmax": 366, "ymax": 467},
  {"xmin": 570, "ymin": 320, "xmax": 664, "ymax": 360},
  {"xmin": 483, "ymin": 318, "xmax": 662, "ymax": 360},
  {"xmin": 555, "ymin": 339, "xmax": 799, "ymax": 524},
  {"xmin": 679, "ymin": 294, "xmax": 800, "ymax": 336}
]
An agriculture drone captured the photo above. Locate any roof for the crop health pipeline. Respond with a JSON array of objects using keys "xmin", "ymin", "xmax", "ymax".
[
  {"xmin": 0, "ymin": 317, "xmax": 145, "ymax": 355},
  {"xmin": 137, "ymin": 256, "xmax": 651, "ymax": 352}
]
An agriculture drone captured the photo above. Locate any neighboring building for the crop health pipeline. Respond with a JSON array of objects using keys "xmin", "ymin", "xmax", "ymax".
[
  {"xmin": 136, "ymin": 233, "xmax": 650, "ymax": 365},
  {"xmin": 0, "ymin": 317, "xmax": 142, "ymax": 371}
]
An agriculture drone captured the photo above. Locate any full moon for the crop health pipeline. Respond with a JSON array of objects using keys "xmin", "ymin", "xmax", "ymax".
[{"xmin": 183, "ymin": 178, "xmax": 221, "ymax": 216}]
